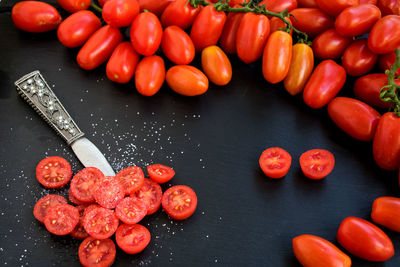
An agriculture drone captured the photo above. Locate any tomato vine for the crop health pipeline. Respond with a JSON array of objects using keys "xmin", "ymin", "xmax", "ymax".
[{"xmin": 380, "ymin": 49, "xmax": 400, "ymax": 116}]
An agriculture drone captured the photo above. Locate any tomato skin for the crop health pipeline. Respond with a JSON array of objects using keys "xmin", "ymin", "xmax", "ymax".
[
  {"xmin": 219, "ymin": 10, "xmax": 245, "ymax": 54},
  {"xmin": 372, "ymin": 196, "xmax": 400, "ymax": 232},
  {"xmin": 378, "ymin": 49, "xmax": 400, "ymax": 77},
  {"xmin": 262, "ymin": 31, "xmax": 292, "ymax": 84},
  {"xmin": 201, "ymin": 45, "xmax": 232, "ymax": 86},
  {"xmin": 137, "ymin": 0, "xmax": 173, "ymax": 16},
  {"xmin": 162, "ymin": 185, "xmax": 197, "ymax": 220},
  {"xmin": 161, "ymin": 0, "xmax": 200, "ymax": 29},
  {"xmin": 284, "ymin": 43, "xmax": 314, "ymax": 96},
  {"xmin": 12, "ymin": 1, "xmax": 62, "ymax": 33},
  {"xmin": 258, "ymin": 0, "xmax": 298, "ymax": 13},
  {"xmin": 315, "ymin": 0, "xmax": 358, "ymax": 16},
  {"xmin": 297, "ymin": 0, "xmax": 318, "ymax": 8},
  {"xmin": 102, "ymin": 0, "xmax": 139, "ymax": 28},
  {"xmin": 166, "ymin": 65, "xmax": 209, "ymax": 96},
  {"xmin": 269, "ymin": 17, "xmax": 292, "ymax": 35},
  {"xmin": 299, "ymin": 149, "xmax": 335, "ymax": 179},
  {"xmin": 373, "ymin": 112, "xmax": 400, "ymax": 170},
  {"xmin": 106, "ymin": 42, "xmax": 139, "ymax": 84},
  {"xmin": 147, "ymin": 164, "xmax": 175, "ymax": 184},
  {"xmin": 360, "ymin": 0, "xmax": 377, "ymax": 3},
  {"xmin": 337, "ymin": 217, "xmax": 394, "ymax": 262},
  {"xmin": 130, "ymin": 12, "xmax": 163, "ymax": 56},
  {"xmin": 289, "ymin": 8, "xmax": 334, "ymax": 37},
  {"xmin": 135, "ymin": 55, "xmax": 165, "ymax": 96},
  {"xmin": 303, "ymin": 60, "xmax": 346, "ymax": 109},
  {"xmin": 341, "ymin": 38, "xmax": 378, "ymax": 76},
  {"xmin": 293, "ymin": 234, "xmax": 351, "ymax": 267},
  {"xmin": 78, "ymin": 237, "xmax": 116, "ymax": 267},
  {"xmin": 312, "ymin": 29, "xmax": 352, "ymax": 59},
  {"xmin": 115, "ymin": 224, "xmax": 151, "ymax": 254},
  {"xmin": 259, "ymin": 147, "xmax": 292, "ymax": 179},
  {"xmin": 161, "ymin": 26, "xmax": 195, "ymax": 65},
  {"xmin": 236, "ymin": 13, "xmax": 270, "ymax": 64},
  {"xmin": 378, "ymin": 0, "xmax": 400, "ymax": 15},
  {"xmin": 190, "ymin": 5, "xmax": 227, "ymax": 52},
  {"xmin": 57, "ymin": 0, "xmax": 91, "ymax": 13},
  {"xmin": 368, "ymin": 15, "xmax": 400, "ymax": 55}
]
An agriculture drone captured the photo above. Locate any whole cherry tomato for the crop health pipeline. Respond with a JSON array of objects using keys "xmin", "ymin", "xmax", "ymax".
[
  {"xmin": 315, "ymin": 0, "xmax": 358, "ymax": 16},
  {"xmin": 269, "ymin": 16, "xmax": 292, "ymax": 35},
  {"xmin": 201, "ymin": 45, "xmax": 232, "ymax": 86},
  {"xmin": 359, "ymin": 0, "xmax": 377, "ymax": 4},
  {"xmin": 368, "ymin": 15, "xmax": 400, "ymax": 54},
  {"xmin": 378, "ymin": 0, "xmax": 400, "ymax": 15},
  {"xmin": 227, "ymin": 0, "xmax": 249, "ymax": 6},
  {"xmin": 106, "ymin": 42, "xmax": 140, "ymax": 84},
  {"xmin": 130, "ymin": 12, "xmax": 163, "ymax": 56},
  {"xmin": 166, "ymin": 65, "xmax": 209, "ymax": 96},
  {"xmin": 341, "ymin": 38, "xmax": 378, "ymax": 76},
  {"xmin": 57, "ymin": 0, "xmax": 91, "ymax": 13},
  {"xmin": 219, "ymin": 9, "xmax": 245, "ymax": 54},
  {"xmin": 57, "ymin": 10, "xmax": 101, "ymax": 48},
  {"xmin": 372, "ymin": 196, "xmax": 400, "ymax": 232},
  {"xmin": 77, "ymin": 25, "xmax": 123, "ymax": 70},
  {"xmin": 102, "ymin": 0, "xmax": 139, "ymax": 28},
  {"xmin": 297, "ymin": 0, "xmax": 317, "ymax": 7},
  {"xmin": 161, "ymin": 0, "xmax": 200, "ymax": 29},
  {"xmin": 335, "ymin": 4, "xmax": 381, "ymax": 37},
  {"xmin": 337, "ymin": 216, "xmax": 394, "ymax": 262},
  {"xmin": 327, "ymin": 97, "xmax": 380, "ymax": 141},
  {"xmin": 293, "ymin": 234, "xmax": 351, "ymax": 267},
  {"xmin": 373, "ymin": 112, "xmax": 400, "ymax": 170},
  {"xmin": 289, "ymin": 8, "xmax": 334, "ymax": 37},
  {"xmin": 135, "ymin": 56, "xmax": 165, "ymax": 96},
  {"xmin": 236, "ymin": 13, "xmax": 270, "ymax": 64},
  {"xmin": 161, "ymin": 25, "xmax": 195, "ymax": 65},
  {"xmin": 312, "ymin": 29, "xmax": 352, "ymax": 59},
  {"xmin": 190, "ymin": 5, "xmax": 227, "ymax": 52},
  {"xmin": 262, "ymin": 31, "xmax": 292, "ymax": 84},
  {"xmin": 98, "ymin": 0, "xmax": 109, "ymax": 6},
  {"xmin": 284, "ymin": 43, "xmax": 314, "ymax": 95},
  {"xmin": 137, "ymin": 0, "xmax": 173, "ymax": 16},
  {"xmin": 12, "ymin": 1, "xmax": 61, "ymax": 33},
  {"xmin": 303, "ymin": 60, "xmax": 346, "ymax": 109},
  {"xmin": 378, "ymin": 49, "xmax": 400, "ymax": 77},
  {"xmin": 258, "ymin": 0, "xmax": 298, "ymax": 13}
]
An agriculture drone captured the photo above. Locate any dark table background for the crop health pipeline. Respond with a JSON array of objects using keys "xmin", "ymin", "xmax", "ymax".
[{"xmin": 0, "ymin": 1, "xmax": 399, "ymax": 266}]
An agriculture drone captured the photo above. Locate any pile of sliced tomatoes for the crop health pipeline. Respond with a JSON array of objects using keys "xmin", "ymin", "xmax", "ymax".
[{"xmin": 33, "ymin": 156, "xmax": 197, "ymax": 266}]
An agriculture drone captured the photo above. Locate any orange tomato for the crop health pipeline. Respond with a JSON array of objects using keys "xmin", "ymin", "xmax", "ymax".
[
  {"xmin": 166, "ymin": 65, "xmax": 209, "ymax": 96},
  {"xmin": 372, "ymin": 196, "xmax": 400, "ymax": 232},
  {"xmin": 135, "ymin": 56, "xmax": 165, "ymax": 96},
  {"xmin": 201, "ymin": 46, "xmax": 232, "ymax": 86}
]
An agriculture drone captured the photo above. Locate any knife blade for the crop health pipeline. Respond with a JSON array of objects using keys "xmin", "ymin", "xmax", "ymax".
[{"xmin": 15, "ymin": 70, "xmax": 115, "ymax": 176}]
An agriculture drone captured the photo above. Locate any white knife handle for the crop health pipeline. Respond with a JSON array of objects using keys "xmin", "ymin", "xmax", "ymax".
[{"xmin": 15, "ymin": 70, "xmax": 85, "ymax": 145}]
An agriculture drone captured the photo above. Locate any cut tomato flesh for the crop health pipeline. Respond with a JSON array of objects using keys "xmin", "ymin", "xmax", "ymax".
[{"xmin": 36, "ymin": 156, "xmax": 72, "ymax": 188}]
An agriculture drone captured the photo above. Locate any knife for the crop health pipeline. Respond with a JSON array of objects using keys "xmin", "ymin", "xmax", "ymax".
[{"xmin": 15, "ymin": 70, "xmax": 116, "ymax": 176}]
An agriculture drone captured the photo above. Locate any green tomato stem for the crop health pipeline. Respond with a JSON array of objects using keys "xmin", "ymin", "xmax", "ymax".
[
  {"xmin": 380, "ymin": 49, "xmax": 400, "ymax": 117},
  {"xmin": 90, "ymin": 2, "xmax": 103, "ymax": 14}
]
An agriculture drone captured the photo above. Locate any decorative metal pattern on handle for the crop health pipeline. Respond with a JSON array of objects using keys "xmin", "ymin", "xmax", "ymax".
[{"xmin": 15, "ymin": 70, "xmax": 85, "ymax": 145}]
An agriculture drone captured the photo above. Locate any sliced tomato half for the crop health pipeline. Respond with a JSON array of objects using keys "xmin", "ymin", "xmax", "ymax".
[
  {"xmin": 70, "ymin": 167, "xmax": 105, "ymax": 203},
  {"xmin": 33, "ymin": 194, "xmax": 67, "ymax": 223},
  {"xmin": 162, "ymin": 185, "xmax": 197, "ymax": 220},
  {"xmin": 43, "ymin": 204, "xmax": 80, "ymax": 235},
  {"xmin": 299, "ymin": 149, "xmax": 335, "ymax": 179},
  {"xmin": 83, "ymin": 206, "xmax": 119, "ymax": 239},
  {"xmin": 133, "ymin": 178, "xmax": 162, "ymax": 215},
  {"xmin": 94, "ymin": 176, "xmax": 124, "ymax": 209},
  {"xmin": 147, "ymin": 164, "xmax": 175, "ymax": 183},
  {"xmin": 35, "ymin": 156, "xmax": 72, "ymax": 188},
  {"xmin": 115, "ymin": 197, "xmax": 147, "ymax": 224},
  {"xmin": 78, "ymin": 237, "xmax": 116, "ymax": 267},
  {"xmin": 70, "ymin": 205, "xmax": 90, "ymax": 240},
  {"xmin": 115, "ymin": 166, "xmax": 145, "ymax": 195},
  {"xmin": 259, "ymin": 147, "xmax": 292, "ymax": 178},
  {"xmin": 115, "ymin": 224, "xmax": 151, "ymax": 254}
]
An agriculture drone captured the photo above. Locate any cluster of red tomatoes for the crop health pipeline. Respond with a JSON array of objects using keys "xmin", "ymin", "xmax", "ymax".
[{"xmin": 33, "ymin": 156, "xmax": 197, "ymax": 266}]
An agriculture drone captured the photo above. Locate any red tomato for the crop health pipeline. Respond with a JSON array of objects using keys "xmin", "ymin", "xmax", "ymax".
[
  {"xmin": 327, "ymin": 97, "xmax": 380, "ymax": 141},
  {"xmin": 130, "ymin": 12, "xmax": 163, "ymax": 56},
  {"xmin": 57, "ymin": 0, "xmax": 90, "ymax": 13},
  {"xmin": 284, "ymin": 43, "xmax": 314, "ymax": 95},
  {"xmin": 315, "ymin": 0, "xmax": 358, "ymax": 16},
  {"xmin": 70, "ymin": 205, "xmax": 90, "ymax": 240},
  {"xmin": 102, "ymin": 0, "xmax": 139, "ymax": 28},
  {"xmin": 161, "ymin": 26, "xmax": 195, "ymax": 65},
  {"xmin": 36, "ymin": 156, "xmax": 72, "ymax": 188},
  {"xmin": 378, "ymin": 0, "xmax": 400, "ymax": 15},
  {"xmin": 259, "ymin": 147, "xmax": 292, "ymax": 179},
  {"xmin": 77, "ymin": 25, "xmax": 123, "ymax": 70},
  {"xmin": 258, "ymin": 0, "xmax": 298, "ymax": 13},
  {"xmin": 162, "ymin": 185, "xmax": 197, "ymax": 220},
  {"xmin": 137, "ymin": 0, "xmax": 173, "ymax": 16},
  {"xmin": 106, "ymin": 42, "xmax": 140, "ymax": 84},
  {"xmin": 98, "ymin": 0, "xmax": 109, "ymax": 6},
  {"xmin": 161, "ymin": 0, "xmax": 200, "ymax": 29},
  {"xmin": 303, "ymin": 60, "xmax": 346, "ymax": 109},
  {"xmin": 78, "ymin": 237, "xmax": 116, "ymax": 267},
  {"xmin": 12, "ymin": 1, "xmax": 61, "ymax": 33},
  {"xmin": 337, "ymin": 217, "xmax": 394, "ymax": 262},
  {"xmin": 219, "ymin": 10, "xmax": 245, "ymax": 54},
  {"xmin": 341, "ymin": 39, "xmax": 378, "ymax": 76},
  {"xmin": 262, "ymin": 31, "xmax": 292, "ymax": 84},
  {"xmin": 378, "ymin": 50, "xmax": 400, "ymax": 77},
  {"xmin": 312, "ymin": 29, "xmax": 352, "ymax": 59},
  {"xmin": 135, "ymin": 55, "xmax": 165, "ymax": 96},
  {"xmin": 133, "ymin": 178, "xmax": 163, "ymax": 215},
  {"xmin": 190, "ymin": 5, "xmax": 227, "ymax": 52},
  {"xmin": 115, "ymin": 224, "xmax": 151, "ymax": 254},
  {"xmin": 368, "ymin": 15, "xmax": 400, "ymax": 54},
  {"xmin": 372, "ymin": 196, "xmax": 400, "ymax": 232},
  {"xmin": 70, "ymin": 167, "xmax": 105, "ymax": 203},
  {"xmin": 166, "ymin": 65, "xmax": 209, "ymax": 96},
  {"xmin": 269, "ymin": 17, "xmax": 292, "ymax": 35},
  {"xmin": 227, "ymin": 0, "xmax": 249, "ymax": 7},
  {"xmin": 299, "ymin": 149, "xmax": 335, "ymax": 179},
  {"xmin": 57, "ymin": 10, "xmax": 101, "ymax": 48},
  {"xmin": 360, "ymin": 0, "xmax": 377, "ymax": 3},
  {"xmin": 373, "ymin": 112, "xmax": 400, "ymax": 170},
  {"xmin": 115, "ymin": 197, "xmax": 147, "ymax": 224},
  {"xmin": 289, "ymin": 8, "xmax": 334, "ymax": 37},
  {"xmin": 201, "ymin": 45, "xmax": 232, "ymax": 86},
  {"xmin": 83, "ymin": 204, "xmax": 101, "ymax": 219},
  {"xmin": 297, "ymin": 0, "xmax": 318, "ymax": 7},
  {"xmin": 236, "ymin": 13, "xmax": 270, "ymax": 64},
  {"xmin": 293, "ymin": 234, "xmax": 351, "ymax": 267},
  {"xmin": 147, "ymin": 164, "xmax": 175, "ymax": 184},
  {"xmin": 83, "ymin": 206, "xmax": 119, "ymax": 239},
  {"xmin": 115, "ymin": 166, "xmax": 145, "ymax": 195},
  {"xmin": 335, "ymin": 4, "xmax": 381, "ymax": 37},
  {"xmin": 44, "ymin": 204, "xmax": 80, "ymax": 235},
  {"xmin": 33, "ymin": 194, "xmax": 67, "ymax": 223},
  {"xmin": 94, "ymin": 176, "xmax": 124, "ymax": 209},
  {"xmin": 69, "ymin": 188, "xmax": 87, "ymax": 206}
]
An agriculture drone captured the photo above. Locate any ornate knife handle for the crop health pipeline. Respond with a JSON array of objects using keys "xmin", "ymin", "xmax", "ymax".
[{"xmin": 15, "ymin": 70, "xmax": 85, "ymax": 145}]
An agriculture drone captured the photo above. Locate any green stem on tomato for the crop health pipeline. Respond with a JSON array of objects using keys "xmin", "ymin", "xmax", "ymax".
[
  {"xmin": 90, "ymin": 2, "xmax": 103, "ymax": 14},
  {"xmin": 380, "ymin": 49, "xmax": 400, "ymax": 117}
]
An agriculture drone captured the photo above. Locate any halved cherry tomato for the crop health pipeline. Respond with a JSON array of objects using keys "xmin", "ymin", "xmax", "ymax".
[
  {"xmin": 115, "ymin": 224, "xmax": 151, "ymax": 254},
  {"xmin": 162, "ymin": 185, "xmax": 197, "ymax": 220},
  {"xmin": 33, "ymin": 194, "xmax": 67, "ymax": 223},
  {"xmin": 259, "ymin": 147, "xmax": 292, "ymax": 179},
  {"xmin": 269, "ymin": 17, "xmax": 292, "ymax": 35},
  {"xmin": 102, "ymin": 0, "xmax": 139, "ymax": 28},
  {"xmin": 299, "ymin": 149, "xmax": 335, "ymax": 179},
  {"xmin": 368, "ymin": 15, "xmax": 400, "ymax": 55},
  {"xmin": 315, "ymin": 0, "xmax": 358, "ymax": 16},
  {"xmin": 236, "ymin": 13, "xmax": 270, "ymax": 64},
  {"xmin": 201, "ymin": 45, "xmax": 232, "ymax": 86},
  {"xmin": 166, "ymin": 65, "xmax": 209, "ymax": 96},
  {"xmin": 161, "ymin": 0, "xmax": 200, "ymax": 29},
  {"xmin": 36, "ymin": 156, "xmax": 72, "ymax": 188},
  {"xmin": 147, "ymin": 164, "xmax": 175, "ymax": 184},
  {"xmin": 161, "ymin": 26, "xmax": 195, "ymax": 65},
  {"xmin": 219, "ymin": 9, "xmax": 245, "ymax": 54},
  {"xmin": 133, "ymin": 178, "xmax": 162, "ymax": 215},
  {"xmin": 342, "ymin": 38, "xmax": 377, "ymax": 76},
  {"xmin": 130, "ymin": 12, "xmax": 163, "ymax": 56},
  {"xmin": 258, "ymin": 0, "xmax": 298, "ymax": 13},
  {"xmin": 70, "ymin": 167, "xmax": 105, "ymax": 203},
  {"xmin": 115, "ymin": 197, "xmax": 147, "ymax": 224},
  {"xmin": 372, "ymin": 196, "xmax": 400, "ymax": 232},
  {"xmin": 70, "ymin": 205, "xmax": 90, "ymax": 240},
  {"xmin": 57, "ymin": 0, "xmax": 90, "ymax": 13},
  {"xmin": 378, "ymin": 49, "xmax": 400, "ymax": 77},
  {"xmin": 57, "ymin": 10, "xmax": 101, "ymax": 48},
  {"xmin": 78, "ymin": 237, "xmax": 116, "ymax": 267},
  {"xmin": 115, "ymin": 166, "xmax": 145, "ymax": 195},
  {"xmin": 337, "ymin": 216, "xmax": 394, "ymax": 262},
  {"xmin": 378, "ymin": 0, "xmax": 400, "ymax": 16},
  {"xmin": 289, "ymin": 8, "xmax": 334, "ymax": 37},
  {"xmin": 293, "ymin": 234, "xmax": 351, "ymax": 267},
  {"xmin": 135, "ymin": 55, "xmax": 165, "ymax": 96},
  {"xmin": 106, "ymin": 42, "xmax": 140, "ymax": 84},
  {"xmin": 44, "ymin": 204, "xmax": 80, "ymax": 235},
  {"xmin": 137, "ymin": 0, "xmax": 173, "ymax": 16},
  {"xmin": 69, "ymin": 188, "xmax": 88, "ymax": 206},
  {"xmin": 297, "ymin": 0, "xmax": 318, "ymax": 7},
  {"xmin": 83, "ymin": 206, "xmax": 119, "ymax": 239},
  {"xmin": 94, "ymin": 176, "xmax": 124, "ymax": 209},
  {"xmin": 83, "ymin": 204, "xmax": 101, "ymax": 218},
  {"xmin": 312, "ymin": 29, "xmax": 352, "ymax": 59}
]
